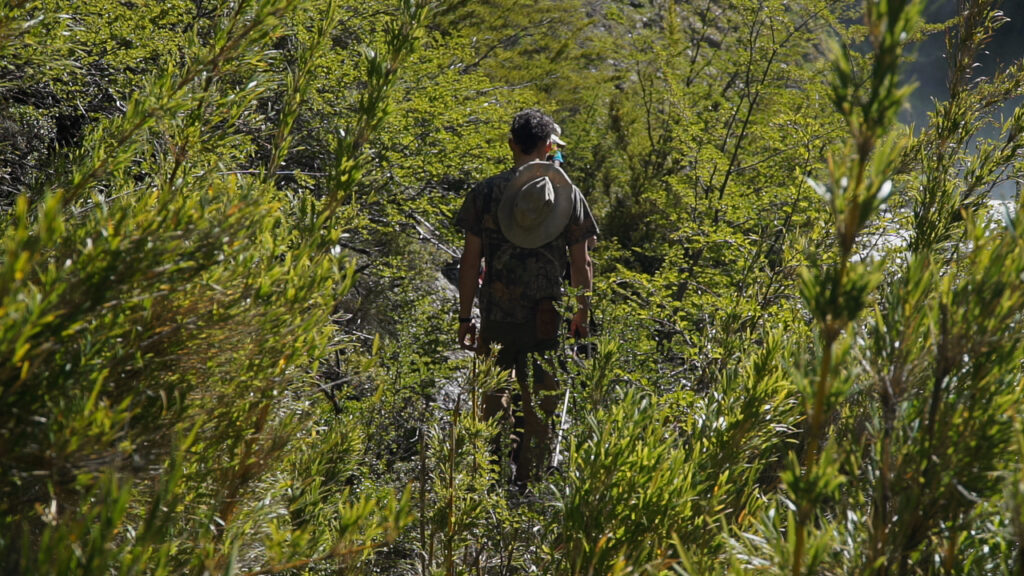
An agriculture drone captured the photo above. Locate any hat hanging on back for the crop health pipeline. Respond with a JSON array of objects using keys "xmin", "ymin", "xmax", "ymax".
[{"xmin": 499, "ymin": 161, "xmax": 574, "ymax": 248}]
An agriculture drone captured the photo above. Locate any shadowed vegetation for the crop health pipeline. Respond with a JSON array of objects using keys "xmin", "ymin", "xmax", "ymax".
[{"xmin": 2, "ymin": 0, "xmax": 1024, "ymax": 574}]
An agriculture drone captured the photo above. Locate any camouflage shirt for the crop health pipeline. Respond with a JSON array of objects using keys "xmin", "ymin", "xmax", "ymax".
[{"xmin": 455, "ymin": 166, "xmax": 599, "ymax": 324}]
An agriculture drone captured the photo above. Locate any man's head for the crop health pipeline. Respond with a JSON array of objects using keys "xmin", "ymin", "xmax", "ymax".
[{"xmin": 509, "ymin": 109, "xmax": 556, "ymax": 156}]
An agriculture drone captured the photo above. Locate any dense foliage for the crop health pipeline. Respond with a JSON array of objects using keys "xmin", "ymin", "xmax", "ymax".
[{"xmin": 1, "ymin": 0, "xmax": 1023, "ymax": 574}]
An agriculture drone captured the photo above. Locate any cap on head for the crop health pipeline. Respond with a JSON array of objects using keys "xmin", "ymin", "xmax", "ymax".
[{"xmin": 550, "ymin": 123, "xmax": 567, "ymax": 147}]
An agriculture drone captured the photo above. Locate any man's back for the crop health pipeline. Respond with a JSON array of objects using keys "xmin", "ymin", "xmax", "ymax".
[{"xmin": 455, "ymin": 165, "xmax": 596, "ymax": 324}]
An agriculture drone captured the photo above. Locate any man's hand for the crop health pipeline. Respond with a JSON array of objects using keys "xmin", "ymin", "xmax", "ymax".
[
  {"xmin": 458, "ymin": 320, "xmax": 477, "ymax": 351},
  {"xmin": 568, "ymin": 238, "xmax": 593, "ymax": 341},
  {"xmin": 458, "ymin": 234, "xmax": 482, "ymax": 351},
  {"xmin": 569, "ymin": 309, "xmax": 589, "ymax": 339}
]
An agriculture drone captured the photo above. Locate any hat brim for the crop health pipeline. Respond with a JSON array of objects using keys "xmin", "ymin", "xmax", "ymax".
[{"xmin": 498, "ymin": 161, "xmax": 575, "ymax": 249}]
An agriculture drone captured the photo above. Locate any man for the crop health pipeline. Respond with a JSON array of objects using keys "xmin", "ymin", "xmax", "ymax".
[{"xmin": 455, "ymin": 109, "xmax": 598, "ymax": 488}]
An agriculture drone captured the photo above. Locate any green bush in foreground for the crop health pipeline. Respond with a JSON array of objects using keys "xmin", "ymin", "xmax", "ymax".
[{"xmin": 0, "ymin": 0, "xmax": 425, "ymax": 573}]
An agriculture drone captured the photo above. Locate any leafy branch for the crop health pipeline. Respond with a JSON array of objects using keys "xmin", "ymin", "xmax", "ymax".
[{"xmin": 789, "ymin": 0, "xmax": 922, "ymax": 574}]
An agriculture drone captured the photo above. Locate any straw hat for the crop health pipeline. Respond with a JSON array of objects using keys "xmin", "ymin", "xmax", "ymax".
[{"xmin": 498, "ymin": 161, "xmax": 574, "ymax": 248}]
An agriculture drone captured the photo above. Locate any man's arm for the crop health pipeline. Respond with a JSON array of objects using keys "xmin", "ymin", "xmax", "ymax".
[
  {"xmin": 568, "ymin": 237, "xmax": 594, "ymax": 338},
  {"xmin": 457, "ymin": 233, "xmax": 483, "ymax": 350}
]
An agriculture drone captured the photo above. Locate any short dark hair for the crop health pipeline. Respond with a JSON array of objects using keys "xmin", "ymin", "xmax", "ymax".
[{"xmin": 510, "ymin": 109, "xmax": 555, "ymax": 155}]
